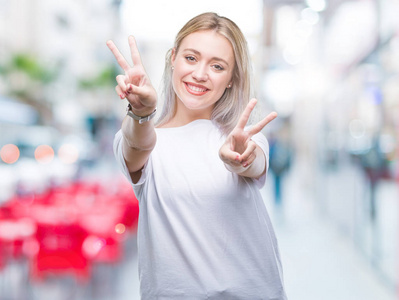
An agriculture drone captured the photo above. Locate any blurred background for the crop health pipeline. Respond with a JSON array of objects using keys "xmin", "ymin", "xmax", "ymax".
[{"xmin": 0, "ymin": 0, "xmax": 398, "ymax": 299}]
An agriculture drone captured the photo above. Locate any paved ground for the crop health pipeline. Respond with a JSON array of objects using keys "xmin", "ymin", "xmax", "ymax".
[{"xmin": 261, "ymin": 162, "xmax": 397, "ymax": 300}]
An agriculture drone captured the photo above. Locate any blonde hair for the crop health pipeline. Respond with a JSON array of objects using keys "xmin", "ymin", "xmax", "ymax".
[{"xmin": 156, "ymin": 12, "xmax": 253, "ymax": 135}]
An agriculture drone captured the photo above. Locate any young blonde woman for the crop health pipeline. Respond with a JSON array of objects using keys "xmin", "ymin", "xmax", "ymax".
[{"xmin": 107, "ymin": 12, "xmax": 287, "ymax": 300}]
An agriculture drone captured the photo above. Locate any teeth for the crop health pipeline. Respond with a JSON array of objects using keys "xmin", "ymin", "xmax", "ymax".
[{"xmin": 187, "ymin": 84, "xmax": 207, "ymax": 92}]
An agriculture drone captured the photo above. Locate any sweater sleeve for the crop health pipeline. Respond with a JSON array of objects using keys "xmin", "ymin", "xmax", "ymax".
[
  {"xmin": 251, "ymin": 131, "xmax": 269, "ymax": 189},
  {"xmin": 113, "ymin": 129, "xmax": 152, "ymax": 193}
]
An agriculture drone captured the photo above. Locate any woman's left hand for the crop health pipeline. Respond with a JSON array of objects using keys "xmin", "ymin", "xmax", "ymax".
[{"xmin": 219, "ymin": 98, "xmax": 277, "ymax": 172}]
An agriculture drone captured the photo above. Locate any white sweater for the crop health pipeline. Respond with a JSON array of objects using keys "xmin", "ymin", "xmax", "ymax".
[{"xmin": 114, "ymin": 119, "xmax": 286, "ymax": 300}]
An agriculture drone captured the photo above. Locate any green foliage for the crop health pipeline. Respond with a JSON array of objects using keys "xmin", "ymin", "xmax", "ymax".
[
  {"xmin": 79, "ymin": 65, "xmax": 118, "ymax": 89},
  {"xmin": 10, "ymin": 54, "xmax": 57, "ymax": 83},
  {"xmin": 0, "ymin": 53, "xmax": 58, "ymax": 83}
]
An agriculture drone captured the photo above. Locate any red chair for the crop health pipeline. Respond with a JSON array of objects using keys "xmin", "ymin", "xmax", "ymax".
[{"xmin": 30, "ymin": 223, "xmax": 89, "ymax": 283}]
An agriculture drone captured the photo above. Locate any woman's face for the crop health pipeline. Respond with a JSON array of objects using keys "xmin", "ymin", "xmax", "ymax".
[{"xmin": 171, "ymin": 30, "xmax": 235, "ymax": 119}]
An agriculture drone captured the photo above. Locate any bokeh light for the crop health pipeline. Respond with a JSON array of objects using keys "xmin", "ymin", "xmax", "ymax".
[
  {"xmin": 115, "ymin": 223, "xmax": 126, "ymax": 234},
  {"xmin": 301, "ymin": 8, "xmax": 320, "ymax": 25},
  {"xmin": 0, "ymin": 144, "xmax": 20, "ymax": 164},
  {"xmin": 58, "ymin": 144, "xmax": 79, "ymax": 164},
  {"xmin": 82, "ymin": 235, "xmax": 106, "ymax": 258},
  {"xmin": 349, "ymin": 119, "xmax": 366, "ymax": 139},
  {"xmin": 34, "ymin": 145, "xmax": 54, "ymax": 164}
]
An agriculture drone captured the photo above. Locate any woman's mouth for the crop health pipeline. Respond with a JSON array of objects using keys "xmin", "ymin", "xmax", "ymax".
[{"xmin": 184, "ymin": 82, "xmax": 209, "ymax": 96}]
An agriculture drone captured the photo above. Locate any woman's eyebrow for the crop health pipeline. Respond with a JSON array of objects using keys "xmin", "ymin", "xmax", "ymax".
[{"xmin": 183, "ymin": 48, "xmax": 230, "ymax": 66}]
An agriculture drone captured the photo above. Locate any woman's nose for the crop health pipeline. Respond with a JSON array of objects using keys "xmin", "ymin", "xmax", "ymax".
[{"xmin": 192, "ymin": 64, "xmax": 208, "ymax": 82}]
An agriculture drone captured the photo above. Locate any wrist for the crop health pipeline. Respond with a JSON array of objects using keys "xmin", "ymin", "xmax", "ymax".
[
  {"xmin": 224, "ymin": 162, "xmax": 249, "ymax": 175},
  {"xmin": 128, "ymin": 103, "xmax": 156, "ymax": 116},
  {"xmin": 126, "ymin": 104, "xmax": 157, "ymax": 124}
]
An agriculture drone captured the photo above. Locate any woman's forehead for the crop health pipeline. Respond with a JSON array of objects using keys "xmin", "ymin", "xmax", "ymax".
[{"xmin": 178, "ymin": 30, "xmax": 235, "ymax": 61}]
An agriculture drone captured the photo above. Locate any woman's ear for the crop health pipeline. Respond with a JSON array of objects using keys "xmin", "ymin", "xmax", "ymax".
[{"xmin": 171, "ymin": 48, "xmax": 176, "ymax": 65}]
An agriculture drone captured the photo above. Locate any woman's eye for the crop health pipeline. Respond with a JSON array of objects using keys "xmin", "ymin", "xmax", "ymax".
[
  {"xmin": 213, "ymin": 64, "xmax": 224, "ymax": 71},
  {"xmin": 185, "ymin": 56, "xmax": 196, "ymax": 62}
]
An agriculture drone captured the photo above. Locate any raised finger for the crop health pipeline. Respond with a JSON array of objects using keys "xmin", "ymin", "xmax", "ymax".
[
  {"xmin": 248, "ymin": 111, "xmax": 277, "ymax": 136},
  {"xmin": 236, "ymin": 98, "xmax": 257, "ymax": 130},
  {"xmin": 128, "ymin": 36, "xmax": 143, "ymax": 67},
  {"xmin": 106, "ymin": 40, "xmax": 130, "ymax": 71},
  {"xmin": 116, "ymin": 75, "xmax": 128, "ymax": 93}
]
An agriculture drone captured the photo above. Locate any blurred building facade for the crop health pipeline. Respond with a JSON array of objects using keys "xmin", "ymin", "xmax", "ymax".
[
  {"xmin": 0, "ymin": 0, "xmax": 125, "ymax": 202},
  {"xmin": 261, "ymin": 0, "xmax": 399, "ymax": 291},
  {"xmin": 0, "ymin": 0, "xmax": 122, "ymax": 129}
]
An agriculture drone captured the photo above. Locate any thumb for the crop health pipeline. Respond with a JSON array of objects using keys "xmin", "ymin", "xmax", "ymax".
[
  {"xmin": 127, "ymin": 83, "xmax": 154, "ymax": 99},
  {"xmin": 126, "ymin": 83, "xmax": 140, "ymax": 95}
]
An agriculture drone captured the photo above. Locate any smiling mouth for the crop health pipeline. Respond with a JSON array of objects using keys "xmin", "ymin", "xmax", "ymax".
[{"xmin": 185, "ymin": 82, "xmax": 209, "ymax": 95}]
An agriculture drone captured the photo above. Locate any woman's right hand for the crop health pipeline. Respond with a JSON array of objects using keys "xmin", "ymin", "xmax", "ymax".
[{"xmin": 106, "ymin": 36, "xmax": 157, "ymax": 116}]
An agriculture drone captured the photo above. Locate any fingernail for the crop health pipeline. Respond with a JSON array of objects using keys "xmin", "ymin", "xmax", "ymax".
[
  {"xmin": 119, "ymin": 94, "xmax": 124, "ymax": 99},
  {"xmin": 235, "ymin": 155, "xmax": 240, "ymax": 162},
  {"xmin": 243, "ymin": 162, "xmax": 248, "ymax": 167}
]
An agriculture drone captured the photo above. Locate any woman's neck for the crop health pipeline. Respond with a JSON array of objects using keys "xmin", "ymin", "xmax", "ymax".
[
  {"xmin": 159, "ymin": 101, "xmax": 213, "ymax": 128},
  {"xmin": 159, "ymin": 114, "xmax": 209, "ymax": 128}
]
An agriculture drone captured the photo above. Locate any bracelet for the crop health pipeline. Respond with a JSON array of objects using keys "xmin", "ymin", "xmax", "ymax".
[{"xmin": 126, "ymin": 103, "xmax": 157, "ymax": 124}]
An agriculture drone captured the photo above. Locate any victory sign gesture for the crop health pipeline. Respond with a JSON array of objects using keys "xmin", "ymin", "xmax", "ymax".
[
  {"xmin": 219, "ymin": 99, "xmax": 277, "ymax": 177},
  {"xmin": 106, "ymin": 36, "xmax": 157, "ymax": 116}
]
